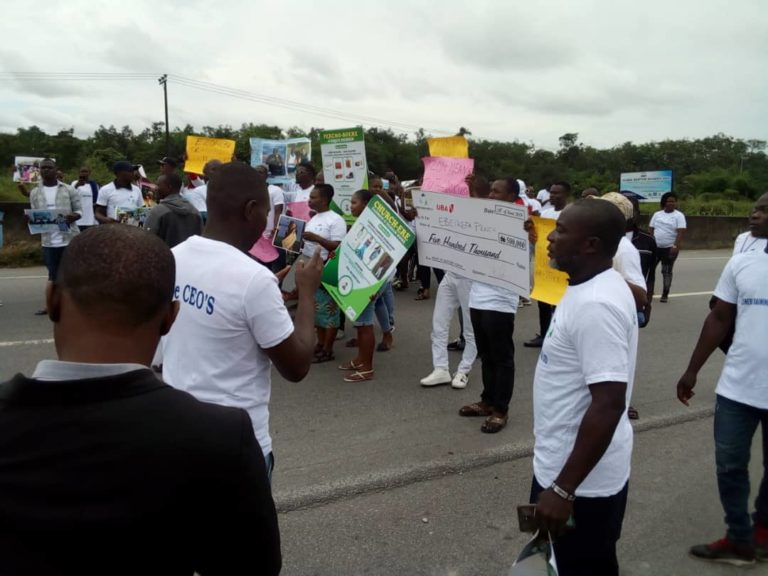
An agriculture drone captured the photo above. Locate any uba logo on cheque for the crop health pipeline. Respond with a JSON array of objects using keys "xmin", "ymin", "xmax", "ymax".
[{"xmin": 436, "ymin": 203, "xmax": 455, "ymax": 213}]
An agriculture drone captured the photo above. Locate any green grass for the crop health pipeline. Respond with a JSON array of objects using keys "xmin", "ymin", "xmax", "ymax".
[
  {"xmin": 0, "ymin": 180, "xmax": 29, "ymax": 202},
  {"xmin": 0, "ymin": 240, "xmax": 43, "ymax": 267}
]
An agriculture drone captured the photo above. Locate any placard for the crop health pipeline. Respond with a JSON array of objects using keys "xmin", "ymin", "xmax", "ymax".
[
  {"xmin": 319, "ymin": 127, "xmax": 368, "ymax": 224},
  {"xmin": 25, "ymin": 209, "xmax": 71, "ymax": 234},
  {"xmin": 249, "ymin": 137, "xmax": 312, "ymax": 185},
  {"xmin": 427, "ymin": 136, "xmax": 469, "ymax": 158},
  {"xmin": 273, "ymin": 214, "xmax": 306, "ymax": 254},
  {"xmin": 185, "ymin": 136, "xmax": 236, "ymax": 175},
  {"xmin": 421, "ymin": 156, "xmax": 474, "ymax": 197},
  {"xmin": 413, "ymin": 191, "xmax": 530, "ymax": 295},
  {"xmin": 14, "ymin": 157, "xmax": 50, "ymax": 183},
  {"xmin": 529, "ymin": 216, "xmax": 569, "ymax": 305}
]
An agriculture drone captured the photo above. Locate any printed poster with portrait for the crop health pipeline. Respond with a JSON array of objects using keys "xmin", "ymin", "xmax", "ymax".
[
  {"xmin": 14, "ymin": 156, "xmax": 51, "ymax": 183},
  {"xmin": 319, "ymin": 127, "xmax": 368, "ymax": 224},
  {"xmin": 249, "ymin": 137, "xmax": 312, "ymax": 185},
  {"xmin": 322, "ymin": 195, "xmax": 413, "ymax": 321}
]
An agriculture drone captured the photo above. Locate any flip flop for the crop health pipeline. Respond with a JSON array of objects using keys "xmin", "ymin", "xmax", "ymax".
[
  {"xmin": 338, "ymin": 360, "xmax": 364, "ymax": 371},
  {"xmin": 344, "ymin": 370, "xmax": 374, "ymax": 382}
]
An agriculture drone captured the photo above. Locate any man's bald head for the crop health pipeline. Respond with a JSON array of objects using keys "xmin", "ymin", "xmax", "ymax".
[
  {"xmin": 566, "ymin": 199, "xmax": 626, "ymax": 258},
  {"xmin": 206, "ymin": 162, "xmax": 269, "ymax": 250},
  {"xmin": 203, "ymin": 159, "xmax": 223, "ymax": 180},
  {"xmin": 55, "ymin": 226, "xmax": 175, "ymax": 328}
]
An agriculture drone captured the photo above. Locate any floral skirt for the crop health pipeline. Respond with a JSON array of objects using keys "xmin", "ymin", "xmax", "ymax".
[{"xmin": 315, "ymin": 287, "xmax": 340, "ymax": 328}]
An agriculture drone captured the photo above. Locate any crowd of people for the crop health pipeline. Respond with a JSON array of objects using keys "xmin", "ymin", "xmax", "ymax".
[{"xmin": 2, "ymin": 151, "xmax": 766, "ymax": 574}]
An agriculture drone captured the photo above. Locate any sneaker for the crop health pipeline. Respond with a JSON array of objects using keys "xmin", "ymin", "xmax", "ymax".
[
  {"xmin": 689, "ymin": 537, "xmax": 755, "ymax": 566},
  {"xmin": 524, "ymin": 335, "xmax": 544, "ymax": 348},
  {"xmin": 420, "ymin": 368, "xmax": 452, "ymax": 387},
  {"xmin": 755, "ymin": 522, "xmax": 768, "ymax": 562},
  {"xmin": 447, "ymin": 339, "xmax": 465, "ymax": 351},
  {"xmin": 451, "ymin": 372, "xmax": 469, "ymax": 389}
]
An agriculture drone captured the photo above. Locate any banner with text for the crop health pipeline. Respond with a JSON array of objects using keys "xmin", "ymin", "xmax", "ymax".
[
  {"xmin": 427, "ymin": 136, "xmax": 469, "ymax": 158},
  {"xmin": 320, "ymin": 127, "xmax": 368, "ymax": 224},
  {"xmin": 413, "ymin": 191, "xmax": 530, "ymax": 295},
  {"xmin": 529, "ymin": 216, "xmax": 569, "ymax": 305},
  {"xmin": 185, "ymin": 136, "xmax": 236, "ymax": 175},
  {"xmin": 421, "ymin": 156, "xmax": 474, "ymax": 197},
  {"xmin": 619, "ymin": 170, "xmax": 672, "ymax": 203},
  {"xmin": 322, "ymin": 195, "xmax": 414, "ymax": 321},
  {"xmin": 249, "ymin": 137, "xmax": 312, "ymax": 185}
]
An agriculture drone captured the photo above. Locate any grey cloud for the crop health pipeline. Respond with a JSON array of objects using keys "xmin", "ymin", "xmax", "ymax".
[{"xmin": 0, "ymin": 50, "xmax": 85, "ymax": 98}]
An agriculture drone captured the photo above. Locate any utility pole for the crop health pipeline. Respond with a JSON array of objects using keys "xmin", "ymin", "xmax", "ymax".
[{"xmin": 158, "ymin": 74, "xmax": 170, "ymax": 156}]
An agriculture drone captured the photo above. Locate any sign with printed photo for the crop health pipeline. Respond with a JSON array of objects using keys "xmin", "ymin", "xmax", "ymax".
[
  {"xmin": 14, "ymin": 156, "xmax": 50, "ymax": 183},
  {"xmin": 319, "ymin": 127, "xmax": 368, "ymax": 224},
  {"xmin": 249, "ymin": 137, "xmax": 312, "ymax": 185},
  {"xmin": 25, "ymin": 209, "xmax": 71, "ymax": 234},
  {"xmin": 322, "ymin": 195, "xmax": 413, "ymax": 321}
]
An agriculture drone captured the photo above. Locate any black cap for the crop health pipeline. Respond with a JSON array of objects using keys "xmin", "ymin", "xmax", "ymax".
[
  {"xmin": 113, "ymin": 160, "xmax": 134, "ymax": 173},
  {"xmin": 157, "ymin": 157, "xmax": 179, "ymax": 167}
]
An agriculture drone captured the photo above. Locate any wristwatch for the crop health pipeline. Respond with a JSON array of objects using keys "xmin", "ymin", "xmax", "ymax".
[{"xmin": 550, "ymin": 482, "xmax": 576, "ymax": 502}]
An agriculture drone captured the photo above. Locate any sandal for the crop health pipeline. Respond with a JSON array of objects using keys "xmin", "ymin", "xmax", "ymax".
[
  {"xmin": 312, "ymin": 351, "xmax": 335, "ymax": 364},
  {"xmin": 345, "ymin": 338, "xmax": 358, "ymax": 348},
  {"xmin": 458, "ymin": 402, "xmax": 493, "ymax": 417},
  {"xmin": 414, "ymin": 289, "xmax": 430, "ymax": 301},
  {"xmin": 481, "ymin": 414, "xmax": 508, "ymax": 434},
  {"xmin": 338, "ymin": 360, "xmax": 364, "ymax": 371},
  {"xmin": 628, "ymin": 406, "xmax": 639, "ymax": 420},
  {"xmin": 344, "ymin": 370, "xmax": 374, "ymax": 382}
]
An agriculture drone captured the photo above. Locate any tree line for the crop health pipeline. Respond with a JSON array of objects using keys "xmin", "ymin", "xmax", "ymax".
[{"xmin": 2, "ymin": 124, "xmax": 766, "ymax": 204}]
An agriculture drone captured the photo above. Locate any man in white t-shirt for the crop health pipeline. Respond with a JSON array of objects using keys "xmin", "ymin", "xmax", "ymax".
[
  {"xmin": 532, "ymin": 199, "xmax": 638, "ymax": 575},
  {"xmin": 649, "ymin": 192, "xmax": 687, "ymax": 302},
  {"xmin": 22, "ymin": 158, "xmax": 82, "ymax": 315},
  {"xmin": 162, "ymin": 163, "xmax": 323, "ymax": 476},
  {"xmin": 677, "ymin": 193, "xmax": 768, "ymax": 566},
  {"xmin": 70, "ymin": 167, "xmax": 98, "ymax": 230},
  {"xmin": 95, "ymin": 161, "xmax": 144, "ymax": 223},
  {"xmin": 182, "ymin": 159, "xmax": 221, "ymax": 222},
  {"xmin": 282, "ymin": 161, "xmax": 316, "ymax": 218}
]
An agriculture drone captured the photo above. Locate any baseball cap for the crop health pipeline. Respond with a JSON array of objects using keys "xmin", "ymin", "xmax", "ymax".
[
  {"xmin": 157, "ymin": 156, "xmax": 179, "ymax": 167},
  {"xmin": 113, "ymin": 160, "xmax": 135, "ymax": 173}
]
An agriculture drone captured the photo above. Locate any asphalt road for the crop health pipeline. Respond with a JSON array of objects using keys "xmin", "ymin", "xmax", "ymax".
[{"xmin": 0, "ymin": 249, "xmax": 761, "ymax": 575}]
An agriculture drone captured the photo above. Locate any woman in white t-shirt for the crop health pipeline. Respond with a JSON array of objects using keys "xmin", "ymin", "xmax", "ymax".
[
  {"xmin": 649, "ymin": 192, "xmax": 686, "ymax": 302},
  {"xmin": 301, "ymin": 184, "xmax": 347, "ymax": 363}
]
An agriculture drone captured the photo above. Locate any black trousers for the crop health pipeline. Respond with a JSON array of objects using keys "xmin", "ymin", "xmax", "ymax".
[
  {"xmin": 42, "ymin": 246, "xmax": 66, "ymax": 281},
  {"xmin": 470, "ymin": 308, "xmax": 515, "ymax": 414},
  {"xmin": 538, "ymin": 301, "xmax": 553, "ymax": 337},
  {"xmin": 654, "ymin": 247, "xmax": 678, "ymax": 297},
  {"xmin": 530, "ymin": 478, "xmax": 629, "ymax": 576},
  {"xmin": 418, "ymin": 265, "xmax": 445, "ymax": 291}
]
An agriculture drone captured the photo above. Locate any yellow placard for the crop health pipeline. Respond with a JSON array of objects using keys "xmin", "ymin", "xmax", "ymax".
[
  {"xmin": 529, "ymin": 216, "xmax": 569, "ymax": 306},
  {"xmin": 427, "ymin": 136, "xmax": 469, "ymax": 158},
  {"xmin": 185, "ymin": 135, "xmax": 236, "ymax": 175}
]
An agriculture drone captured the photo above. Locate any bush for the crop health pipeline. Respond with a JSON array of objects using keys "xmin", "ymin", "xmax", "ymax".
[{"xmin": 0, "ymin": 240, "xmax": 43, "ymax": 267}]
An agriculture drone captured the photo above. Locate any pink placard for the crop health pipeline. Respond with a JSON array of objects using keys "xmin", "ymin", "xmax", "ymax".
[
  {"xmin": 421, "ymin": 157, "xmax": 475, "ymax": 197},
  {"xmin": 249, "ymin": 233, "xmax": 279, "ymax": 263},
  {"xmin": 287, "ymin": 201, "xmax": 311, "ymax": 222}
]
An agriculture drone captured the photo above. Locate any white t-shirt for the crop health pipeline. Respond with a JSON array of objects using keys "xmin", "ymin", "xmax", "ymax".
[
  {"xmin": 283, "ymin": 182, "xmax": 314, "ymax": 204},
  {"xmin": 650, "ymin": 209, "xmax": 686, "ymax": 248},
  {"xmin": 539, "ymin": 205, "xmax": 563, "ymax": 220},
  {"xmin": 183, "ymin": 184, "xmax": 207, "ymax": 213},
  {"xmin": 613, "ymin": 236, "xmax": 646, "ymax": 289},
  {"xmin": 301, "ymin": 210, "xmax": 346, "ymax": 260},
  {"xmin": 266, "ymin": 184, "xmax": 285, "ymax": 235},
  {"xmin": 96, "ymin": 182, "xmax": 143, "ymax": 220},
  {"xmin": 713, "ymin": 252, "xmax": 768, "ymax": 409},
  {"xmin": 162, "ymin": 236, "xmax": 294, "ymax": 456},
  {"xmin": 43, "ymin": 185, "xmax": 67, "ymax": 247},
  {"xmin": 469, "ymin": 281, "xmax": 520, "ymax": 313},
  {"xmin": 533, "ymin": 268, "xmax": 638, "ymax": 497},
  {"xmin": 70, "ymin": 181, "xmax": 96, "ymax": 226},
  {"xmin": 536, "ymin": 189, "xmax": 550, "ymax": 204},
  {"xmin": 733, "ymin": 231, "xmax": 767, "ymax": 255},
  {"xmin": 523, "ymin": 196, "xmax": 542, "ymax": 214}
]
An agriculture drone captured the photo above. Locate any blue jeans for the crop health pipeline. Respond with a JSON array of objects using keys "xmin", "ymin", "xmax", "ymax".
[
  {"xmin": 714, "ymin": 394, "xmax": 768, "ymax": 543},
  {"xmin": 43, "ymin": 246, "xmax": 67, "ymax": 281},
  {"xmin": 374, "ymin": 280, "xmax": 395, "ymax": 332}
]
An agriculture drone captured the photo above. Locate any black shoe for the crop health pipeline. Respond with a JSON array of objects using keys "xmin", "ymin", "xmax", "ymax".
[
  {"xmin": 524, "ymin": 335, "xmax": 544, "ymax": 348},
  {"xmin": 34, "ymin": 309, "xmax": 48, "ymax": 316},
  {"xmin": 447, "ymin": 339, "xmax": 465, "ymax": 351},
  {"xmin": 660, "ymin": 294, "xmax": 669, "ymax": 303}
]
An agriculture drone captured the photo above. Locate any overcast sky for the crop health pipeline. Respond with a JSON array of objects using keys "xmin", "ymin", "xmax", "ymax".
[{"xmin": 0, "ymin": 0, "xmax": 766, "ymax": 149}]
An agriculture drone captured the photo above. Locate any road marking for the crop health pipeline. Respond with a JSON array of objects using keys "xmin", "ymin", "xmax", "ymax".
[
  {"xmin": 0, "ymin": 338, "xmax": 54, "ymax": 348},
  {"xmin": 680, "ymin": 256, "xmax": 730, "ymax": 261},
  {"xmin": 655, "ymin": 291, "xmax": 712, "ymax": 299},
  {"xmin": 0, "ymin": 275, "xmax": 47, "ymax": 280}
]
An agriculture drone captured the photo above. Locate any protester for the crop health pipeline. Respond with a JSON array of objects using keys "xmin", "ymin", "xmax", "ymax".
[
  {"xmin": 21, "ymin": 158, "xmax": 82, "ymax": 316},
  {"xmin": 301, "ymin": 183, "xmax": 347, "ymax": 363},
  {"xmin": 157, "ymin": 156, "xmax": 179, "ymax": 176},
  {"xmin": 525, "ymin": 181, "xmax": 571, "ymax": 348},
  {"xmin": 145, "ymin": 173, "xmax": 203, "ymax": 248},
  {"xmin": 676, "ymin": 192, "xmax": 768, "ymax": 566},
  {"xmin": 536, "ymin": 187, "xmax": 551, "ymax": 206},
  {"xmin": 621, "ymin": 191, "xmax": 658, "ymax": 326},
  {"xmin": 581, "ymin": 186, "xmax": 599, "ymax": 199},
  {"xmin": 531, "ymin": 199, "xmax": 637, "ymax": 576},
  {"xmin": 252, "ymin": 163, "xmax": 286, "ymax": 270},
  {"xmin": 649, "ymin": 191, "xmax": 686, "ymax": 302},
  {"xmin": 283, "ymin": 161, "xmax": 316, "ymax": 206},
  {"xmin": 458, "ymin": 177, "xmax": 525, "ymax": 433},
  {"xmin": 0, "ymin": 225, "xmax": 281, "ymax": 575},
  {"xmin": 162, "ymin": 162, "xmax": 323, "ymax": 475},
  {"xmin": 183, "ymin": 159, "xmax": 221, "ymax": 222},
  {"xmin": 95, "ymin": 160, "xmax": 143, "ymax": 224},
  {"xmin": 69, "ymin": 167, "xmax": 98, "ymax": 230}
]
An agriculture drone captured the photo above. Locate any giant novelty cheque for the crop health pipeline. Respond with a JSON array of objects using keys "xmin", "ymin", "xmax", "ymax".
[
  {"xmin": 322, "ymin": 195, "xmax": 414, "ymax": 321},
  {"xmin": 413, "ymin": 191, "xmax": 530, "ymax": 295}
]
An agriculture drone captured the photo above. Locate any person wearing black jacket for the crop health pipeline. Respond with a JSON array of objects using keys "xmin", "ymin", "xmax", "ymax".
[
  {"xmin": 145, "ymin": 173, "xmax": 203, "ymax": 248},
  {"xmin": 0, "ymin": 225, "xmax": 281, "ymax": 576}
]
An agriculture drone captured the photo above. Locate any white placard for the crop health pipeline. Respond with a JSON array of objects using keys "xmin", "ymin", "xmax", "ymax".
[{"xmin": 413, "ymin": 191, "xmax": 530, "ymax": 295}]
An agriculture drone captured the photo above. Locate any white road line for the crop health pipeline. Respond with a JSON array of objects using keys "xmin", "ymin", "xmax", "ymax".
[
  {"xmin": 680, "ymin": 256, "xmax": 730, "ymax": 261},
  {"xmin": 655, "ymin": 291, "xmax": 712, "ymax": 298},
  {"xmin": 0, "ymin": 275, "xmax": 47, "ymax": 280},
  {"xmin": 0, "ymin": 338, "xmax": 54, "ymax": 348}
]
